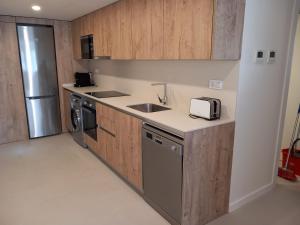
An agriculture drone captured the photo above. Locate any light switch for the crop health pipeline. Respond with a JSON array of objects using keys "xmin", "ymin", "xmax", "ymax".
[
  {"xmin": 267, "ymin": 50, "xmax": 276, "ymax": 64},
  {"xmin": 255, "ymin": 50, "xmax": 265, "ymax": 64},
  {"xmin": 209, "ymin": 80, "xmax": 224, "ymax": 90}
]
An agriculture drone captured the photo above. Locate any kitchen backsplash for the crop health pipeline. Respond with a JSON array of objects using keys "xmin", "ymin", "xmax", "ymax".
[{"xmin": 88, "ymin": 60, "xmax": 240, "ymax": 119}]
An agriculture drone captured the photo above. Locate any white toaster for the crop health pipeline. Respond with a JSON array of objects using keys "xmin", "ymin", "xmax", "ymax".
[{"xmin": 189, "ymin": 97, "xmax": 221, "ymax": 120}]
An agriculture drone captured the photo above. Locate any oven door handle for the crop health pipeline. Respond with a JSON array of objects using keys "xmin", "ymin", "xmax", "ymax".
[{"xmin": 82, "ymin": 105, "xmax": 96, "ymax": 112}]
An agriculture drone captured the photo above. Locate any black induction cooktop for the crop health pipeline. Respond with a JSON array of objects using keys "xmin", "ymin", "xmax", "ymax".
[{"xmin": 85, "ymin": 91, "xmax": 130, "ymax": 98}]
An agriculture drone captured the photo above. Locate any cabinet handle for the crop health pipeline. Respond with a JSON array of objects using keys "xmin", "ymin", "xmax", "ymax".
[{"xmin": 99, "ymin": 126, "xmax": 116, "ymax": 137}]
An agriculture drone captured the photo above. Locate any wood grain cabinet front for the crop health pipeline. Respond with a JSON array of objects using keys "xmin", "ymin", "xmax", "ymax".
[
  {"xmin": 163, "ymin": 0, "xmax": 213, "ymax": 59},
  {"xmin": 71, "ymin": 0, "xmax": 245, "ymax": 60},
  {"xmin": 182, "ymin": 122, "xmax": 235, "ymax": 225},
  {"xmin": 0, "ymin": 21, "xmax": 28, "ymax": 144},
  {"xmin": 96, "ymin": 128, "xmax": 116, "ymax": 163},
  {"xmin": 62, "ymin": 89, "xmax": 73, "ymax": 132},
  {"xmin": 115, "ymin": 110, "xmax": 143, "ymax": 191},
  {"xmin": 85, "ymin": 102, "xmax": 235, "ymax": 224},
  {"xmin": 71, "ymin": 18, "xmax": 82, "ymax": 59},
  {"xmin": 111, "ymin": 0, "xmax": 133, "ymax": 59},
  {"xmin": 96, "ymin": 103, "xmax": 117, "ymax": 135},
  {"xmin": 131, "ymin": 0, "xmax": 164, "ymax": 59},
  {"xmin": 95, "ymin": 103, "xmax": 143, "ymax": 191}
]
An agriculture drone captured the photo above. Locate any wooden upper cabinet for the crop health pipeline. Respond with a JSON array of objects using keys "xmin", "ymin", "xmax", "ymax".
[
  {"xmin": 164, "ymin": 0, "xmax": 213, "ymax": 59},
  {"xmin": 80, "ymin": 14, "xmax": 93, "ymax": 36},
  {"xmin": 131, "ymin": 0, "xmax": 164, "ymax": 59},
  {"xmin": 71, "ymin": 18, "xmax": 81, "ymax": 59},
  {"xmin": 93, "ymin": 9, "xmax": 103, "ymax": 57},
  {"xmin": 71, "ymin": 0, "xmax": 245, "ymax": 60},
  {"xmin": 212, "ymin": 0, "xmax": 246, "ymax": 60},
  {"xmin": 111, "ymin": 0, "xmax": 133, "ymax": 59},
  {"xmin": 71, "ymin": 14, "xmax": 94, "ymax": 59},
  {"xmin": 93, "ymin": 5, "xmax": 114, "ymax": 57}
]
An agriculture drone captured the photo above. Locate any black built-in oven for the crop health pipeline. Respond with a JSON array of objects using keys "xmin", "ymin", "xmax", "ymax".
[
  {"xmin": 82, "ymin": 98, "xmax": 97, "ymax": 141},
  {"xmin": 80, "ymin": 34, "xmax": 94, "ymax": 59}
]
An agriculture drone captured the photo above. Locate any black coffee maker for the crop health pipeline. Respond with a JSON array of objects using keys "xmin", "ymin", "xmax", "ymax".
[{"xmin": 74, "ymin": 72, "xmax": 94, "ymax": 87}]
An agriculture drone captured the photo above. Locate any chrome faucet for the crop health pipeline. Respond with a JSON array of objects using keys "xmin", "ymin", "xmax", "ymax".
[{"xmin": 151, "ymin": 82, "xmax": 168, "ymax": 105}]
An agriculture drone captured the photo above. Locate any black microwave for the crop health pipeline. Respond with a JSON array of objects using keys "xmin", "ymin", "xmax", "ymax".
[{"xmin": 80, "ymin": 34, "xmax": 94, "ymax": 59}]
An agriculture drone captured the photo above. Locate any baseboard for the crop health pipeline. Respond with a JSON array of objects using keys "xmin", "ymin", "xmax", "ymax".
[{"xmin": 229, "ymin": 182, "xmax": 275, "ymax": 212}]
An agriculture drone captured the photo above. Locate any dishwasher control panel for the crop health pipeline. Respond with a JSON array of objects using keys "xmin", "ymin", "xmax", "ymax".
[{"xmin": 144, "ymin": 127, "xmax": 183, "ymax": 155}]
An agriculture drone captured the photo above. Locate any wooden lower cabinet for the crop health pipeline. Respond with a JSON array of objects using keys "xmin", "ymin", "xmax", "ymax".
[
  {"xmin": 182, "ymin": 122, "xmax": 235, "ymax": 225},
  {"xmin": 84, "ymin": 133, "xmax": 98, "ymax": 153},
  {"xmin": 62, "ymin": 89, "xmax": 73, "ymax": 132},
  {"xmin": 87, "ymin": 102, "xmax": 234, "ymax": 224},
  {"xmin": 98, "ymin": 128, "xmax": 119, "ymax": 171},
  {"xmin": 115, "ymin": 110, "xmax": 143, "ymax": 190},
  {"xmin": 96, "ymin": 103, "xmax": 117, "ymax": 135},
  {"xmin": 96, "ymin": 128, "xmax": 108, "ymax": 160},
  {"xmin": 95, "ymin": 103, "xmax": 143, "ymax": 191}
]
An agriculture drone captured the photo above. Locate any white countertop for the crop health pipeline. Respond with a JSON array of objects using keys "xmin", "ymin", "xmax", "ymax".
[{"xmin": 63, "ymin": 84, "xmax": 234, "ymax": 136}]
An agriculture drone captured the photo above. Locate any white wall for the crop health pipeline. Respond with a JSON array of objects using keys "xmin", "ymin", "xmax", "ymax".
[
  {"xmin": 89, "ymin": 60, "xmax": 239, "ymax": 119},
  {"xmin": 230, "ymin": 0, "xmax": 297, "ymax": 211},
  {"xmin": 281, "ymin": 15, "xmax": 300, "ymax": 148}
]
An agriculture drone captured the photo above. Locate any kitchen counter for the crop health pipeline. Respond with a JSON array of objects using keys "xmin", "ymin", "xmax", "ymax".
[{"xmin": 63, "ymin": 84, "xmax": 234, "ymax": 136}]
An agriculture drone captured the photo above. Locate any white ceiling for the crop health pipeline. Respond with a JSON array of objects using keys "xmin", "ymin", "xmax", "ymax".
[{"xmin": 0, "ymin": 0, "xmax": 118, "ymax": 21}]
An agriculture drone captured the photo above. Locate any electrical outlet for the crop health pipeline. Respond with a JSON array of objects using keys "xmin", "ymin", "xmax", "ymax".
[{"xmin": 209, "ymin": 80, "xmax": 224, "ymax": 90}]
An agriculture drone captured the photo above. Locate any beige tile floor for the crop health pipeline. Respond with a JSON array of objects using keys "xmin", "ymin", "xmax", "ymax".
[
  {"xmin": 0, "ymin": 133, "xmax": 169, "ymax": 225},
  {"xmin": 1, "ymin": 133, "xmax": 300, "ymax": 225},
  {"xmin": 207, "ymin": 179, "xmax": 300, "ymax": 225}
]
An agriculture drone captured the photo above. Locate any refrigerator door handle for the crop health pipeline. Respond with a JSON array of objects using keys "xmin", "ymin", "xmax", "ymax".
[{"xmin": 27, "ymin": 95, "xmax": 56, "ymax": 100}]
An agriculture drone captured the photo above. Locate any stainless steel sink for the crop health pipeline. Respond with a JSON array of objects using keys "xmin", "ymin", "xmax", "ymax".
[{"xmin": 127, "ymin": 103, "xmax": 171, "ymax": 113}]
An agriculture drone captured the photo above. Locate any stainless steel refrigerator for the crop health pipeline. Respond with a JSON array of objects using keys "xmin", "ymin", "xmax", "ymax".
[{"xmin": 17, "ymin": 24, "xmax": 61, "ymax": 138}]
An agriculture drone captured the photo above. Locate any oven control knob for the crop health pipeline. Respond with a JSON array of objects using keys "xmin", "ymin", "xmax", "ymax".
[{"xmin": 89, "ymin": 104, "xmax": 93, "ymax": 107}]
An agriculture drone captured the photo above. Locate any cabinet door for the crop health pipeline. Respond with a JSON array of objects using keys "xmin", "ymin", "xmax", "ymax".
[
  {"xmin": 102, "ymin": 129, "xmax": 121, "ymax": 173},
  {"xmin": 164, "ymin": 0, "xmax": 213, "ymax": 59},
  {"xmin": 96, "ymin": 103, "xmax": 117, "ymax": 135},
  {"xmin": 81, "ymin": 14, "xmax": 93, "ymax": 36},
  {"xmin": 96, "ymin": 103, "xmax": 142, "ymax": 190},
  {"xmin": 116, "ymin": 111, "xmax": 143, "ymax": 190},
  {"xmin": 84, "ymin": 133, "xmax": 98, "ymax": 152},
  {"xmin": 131, "ymin": 0, "xmax": 164, "ymax": 59},
  {"xmin": 62, "ymin": 89, "xmax": 72, "ymax": 132},
  {"xmin": 71, "ymin": 18, "xmax": 81, "ymax": 59},
  {"xmin": 94, "ymin": 5, "xmax": 114, "ymax": 57},
  {"xmin": 0, "ymin": 21, "xmax": 28, "ymax": 144},
  {"xmin": 111, "ymin": 0, "xmax": 133, "ymax": 59},
  {"xmin": 54, "ymin": 21, "xmax": 74, "ymax": 133},
  {"xmin": 96, "ymin": 128, "xmax": 108, "ymax": 160},
  {"xmin": 212, "ymin": 0, "xmax": 245, "ymax": 60},
  {"xmin": 93, "ymin": 9, "xmax": 103, "ymax": 57},
  {"xmin": 96, "ymin": 105, "xmax": 120, "ymax": 172}
]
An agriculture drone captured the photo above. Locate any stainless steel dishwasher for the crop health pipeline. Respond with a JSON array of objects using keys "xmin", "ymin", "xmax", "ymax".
[{"xmin": 142, "ymin": 123, "xmax": 183, "ymax": 225}]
